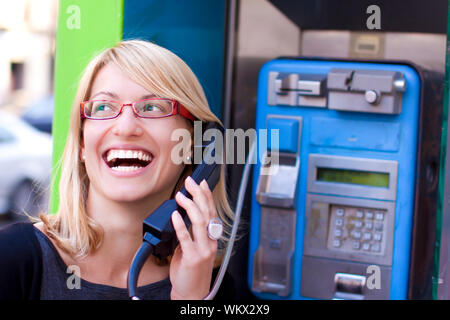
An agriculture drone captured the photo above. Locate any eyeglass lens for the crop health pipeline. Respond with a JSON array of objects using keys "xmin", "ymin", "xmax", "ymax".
[{"xmin": 84, "ymin": 100, "xmax": 173, "ymax": 119}]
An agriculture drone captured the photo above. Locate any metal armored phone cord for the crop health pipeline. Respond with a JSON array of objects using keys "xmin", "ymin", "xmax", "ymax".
[
  {"xmin": 128, "ymin": 241, "xmax": 153, "ymax": 300},
  {"xmin": 203, "ymin": 141, "xmax": 255, "ymax": 300},
  {"xmin": 128, "ymin": 142, "xmax": 256, "ymax": 300}
]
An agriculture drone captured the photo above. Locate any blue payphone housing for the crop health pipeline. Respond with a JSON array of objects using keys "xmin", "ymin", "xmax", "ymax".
[{"xmin": 247, "ymin": 58, "xmax": 435, "ymax": 300}]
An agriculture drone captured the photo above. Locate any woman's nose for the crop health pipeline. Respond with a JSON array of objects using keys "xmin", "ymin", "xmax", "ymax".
[{"xmin": 111, "ymin": 104, "xmax": 143, "ymax": 137}]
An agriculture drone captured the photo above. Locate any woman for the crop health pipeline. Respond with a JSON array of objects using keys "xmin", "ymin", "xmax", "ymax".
[{"xmin": 0, "ymin": 40, "xmax": 235, "ymax": 300}]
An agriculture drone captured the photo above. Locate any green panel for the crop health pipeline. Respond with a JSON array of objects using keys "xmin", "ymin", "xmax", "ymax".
[
  {"xmin": 433, "ymin": 0, "xmax": 450, "ymax": 300},
  {"xmin": 50, "ymin": 0, "xmax": 123, "ymax": 213},
  {"xmin": 316, "ymin": 168, "xmax": 389, "ymax": 188}
]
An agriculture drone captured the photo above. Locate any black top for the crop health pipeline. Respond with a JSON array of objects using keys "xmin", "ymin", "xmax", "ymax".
[
  {"xmin": 0, "ymin": 222, "xmax": 235, "ymax": 300},
  {"xmin": 34, "ymin": 226, "xmax": 171, "ymax": 300},
  {"xmin": 0, "ymin": 222, "xmax": 42, "ymax": 300}
]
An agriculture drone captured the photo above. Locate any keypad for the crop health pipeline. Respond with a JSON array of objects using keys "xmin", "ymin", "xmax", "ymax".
[{"xmin": 327, "ymin": 205, "xmax": 386, "ymax": 255}]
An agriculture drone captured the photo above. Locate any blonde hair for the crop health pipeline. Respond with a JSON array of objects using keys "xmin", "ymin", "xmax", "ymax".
[{"xmin": 41, "ymin": 40, "xmax": 234, "ymax": 259}]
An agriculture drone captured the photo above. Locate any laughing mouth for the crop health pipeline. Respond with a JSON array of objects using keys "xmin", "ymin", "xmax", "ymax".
[{"xmin": 104, "ymin": 149, "xmax": 153, "ymax": 172}]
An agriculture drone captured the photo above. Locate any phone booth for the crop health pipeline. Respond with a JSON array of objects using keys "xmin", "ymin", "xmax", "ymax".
[
  {"xmin": 227, "ymin": 0, "xmax": 448, "ymax": 300},
  {"xmin": 51, "ymin": 0, "xmax": 448, "ymax": 301},
  {"xmin": 247, "ymin": 58, "xmax": 443, "ymax": 299}
]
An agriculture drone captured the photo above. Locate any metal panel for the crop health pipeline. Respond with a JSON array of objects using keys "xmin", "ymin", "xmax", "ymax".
[
  {"xmin": 303, "ymin": 194, "xmax": 396, "ymax": 266},
  {"xmin": 301, "ymin": 31, "xmax": 446, "ymax": 73},
  {"xmin": 252, "ymin": 206, "xmax": 296, "ymax": 296},
  {"xmin": 300, "ymin": 256, "xmax": 391, "ymax": 300}
]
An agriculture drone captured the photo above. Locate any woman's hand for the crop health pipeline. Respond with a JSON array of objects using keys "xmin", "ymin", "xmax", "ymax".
[{"xmin": 169, "ymin": 176, "xmax": 218, "ymax": 300}]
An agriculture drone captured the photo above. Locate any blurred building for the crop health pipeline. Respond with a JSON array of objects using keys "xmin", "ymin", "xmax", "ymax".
[{"xmin": 0, "ymin": 0, "xmax": 57, "ymax": 113}]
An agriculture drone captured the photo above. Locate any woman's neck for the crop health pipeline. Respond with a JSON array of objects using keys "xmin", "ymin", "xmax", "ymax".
[
  {"xmin": 86, "ymin": 184, "xmax": 172, "ymax": 235},
  {"xmin": 78, "ymin": 185, "xmax": 172, "ymax": 287}
]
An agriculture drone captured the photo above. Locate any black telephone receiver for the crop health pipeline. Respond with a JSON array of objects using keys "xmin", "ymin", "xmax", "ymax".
[
  {"xmin": 127, "ymin": 121, "xmax": 224, "ymax": 299},
  {"xmin": 142, "ymin": 121, "xmax": 224, "ymax": 259}
]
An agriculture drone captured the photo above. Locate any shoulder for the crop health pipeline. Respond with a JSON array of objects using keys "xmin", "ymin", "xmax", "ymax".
[
  {"xmin": 0, "ymin": 222, "xmax": 42, "ymax": 299},
  {"xmin": 0, "ymin": 222, "xmax": 41, "ymax": 256}
]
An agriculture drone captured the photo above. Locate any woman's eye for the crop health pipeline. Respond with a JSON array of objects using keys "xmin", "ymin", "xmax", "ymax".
[
  {"xmin": 143, "ymin": 104, "xmax": 162, "ymax": 112},
  {"xmin": 95, "ymin": 103, "xmax": 111, "ymax": 111}
]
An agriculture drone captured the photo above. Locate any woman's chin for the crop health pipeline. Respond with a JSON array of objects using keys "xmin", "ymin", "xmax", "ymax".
[
  {"xmin": 104, "ymin": 191, "xmax": 153, "ymax": 204},
  {"xmin": 101, "ymin": 185, "xmax": 170, "ymax": 206}
]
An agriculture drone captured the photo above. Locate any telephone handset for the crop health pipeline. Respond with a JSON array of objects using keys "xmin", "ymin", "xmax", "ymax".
[
  {"xmin": 127, "ymin": 121, "xmax": 225, "ymax": 299},
  {"xmin": 142, "ymin": 121, "xmax": 224, "ymax": 259}
]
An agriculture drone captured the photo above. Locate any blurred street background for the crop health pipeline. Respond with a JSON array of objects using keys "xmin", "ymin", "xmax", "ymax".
[{"xmin": 0, "ymin": 0, "xmax": 57, "ymax": 228}]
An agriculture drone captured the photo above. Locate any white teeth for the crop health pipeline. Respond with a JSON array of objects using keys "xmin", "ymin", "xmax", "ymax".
[
  {"xmin": 106, "ymin": 149, "xmax": 153, "ymax": 162},
  {"xmin": 107, "ymin": 152, "xmax": 114, "ymax": 162},
  {"xmin": 111, "ymin": 166, "xmax": 142, "ymax": 172}
]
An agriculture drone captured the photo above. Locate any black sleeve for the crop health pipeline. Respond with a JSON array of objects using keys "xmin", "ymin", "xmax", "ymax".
[{"xmin": 0, "ymin": 222, "xmax": 42, "ymax": 300}]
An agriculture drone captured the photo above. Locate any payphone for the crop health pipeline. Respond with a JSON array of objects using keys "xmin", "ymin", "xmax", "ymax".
[{"xmin": 247, "ymin": 58, "xmax": 442, "ymax": 299}]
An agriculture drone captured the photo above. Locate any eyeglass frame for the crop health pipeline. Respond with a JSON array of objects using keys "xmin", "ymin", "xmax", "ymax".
[{"xmin": 80, "ymin": 98, "xmax": 196, "ymax": 121}]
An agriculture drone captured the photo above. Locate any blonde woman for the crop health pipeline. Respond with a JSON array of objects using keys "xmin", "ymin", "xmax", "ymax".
[{"xmin": 0, "ymin": 40, "xmax": 235, "ymax": 300}]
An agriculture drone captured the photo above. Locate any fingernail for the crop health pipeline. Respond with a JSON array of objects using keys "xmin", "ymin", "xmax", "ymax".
[
  {"xmin": 176, "ymin": 191, "xmax": 185, "ymax": 198},
  {"xmin": 201, "ymin": 179, "xmax": 209, "ymax": 188},
  {"xmin": 171, "ymin": 210, "xmax": 180, "ymax": 222}
]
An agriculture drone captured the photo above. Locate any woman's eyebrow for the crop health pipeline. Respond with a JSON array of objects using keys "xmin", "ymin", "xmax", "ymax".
[
  {"xmin": 90, "ymin": 91, "xmax": 119, "ymax": 99},
  {"xmin": 140, "ymin": 94, "xmax": 157, "ymax": 99},
  {"xmin": 90, "ymin": 92, "xmax": 157, "ymax": 100}
]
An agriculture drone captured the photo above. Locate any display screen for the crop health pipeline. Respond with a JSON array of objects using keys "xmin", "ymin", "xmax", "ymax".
[{"xmin": 317, "ymin": 167, "xmax": 389, "ymax": 188}]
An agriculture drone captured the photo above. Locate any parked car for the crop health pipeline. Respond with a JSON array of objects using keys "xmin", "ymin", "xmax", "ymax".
[
  {"xmin": 21, "ymin": 95, "xmax": 54, "ymax": 134},
  {"xmin": 0, "ymin": 110, "xmax": 52, "ymax": 219}
]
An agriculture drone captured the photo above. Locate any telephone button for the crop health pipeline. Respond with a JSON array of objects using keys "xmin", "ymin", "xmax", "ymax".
[
  {"xmin": 372, "ymin": 243, "xmax": 381, "ymax": 252},
  {"xmin": 375, "ymin": 222, "xmax": 383, "ymax": 231},
  {"xmin": 356, "ymin": 210, "xmax": 364, "ymax": 219},
  {"xmin": 374, "ymin": 233, "xmax": 382, "ymax": 242},
  {"xmin": 354, "ymin": 220, "xmax": 363, "ymax": 228},
  {"xmin": 375, "ymin": 211, "xmax": 384, "ymax": 221},
  {"xmin": 352, "ymin": 231, "xmax": 362, "ymax": 239}
]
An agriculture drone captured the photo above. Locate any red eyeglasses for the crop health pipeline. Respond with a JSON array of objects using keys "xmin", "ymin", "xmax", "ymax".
[{"xmin": 80, "ymin": 98, "xmax": 196, "ymax": 121}]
